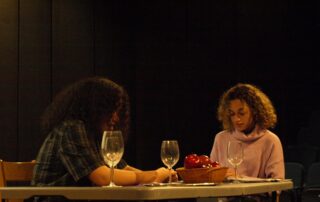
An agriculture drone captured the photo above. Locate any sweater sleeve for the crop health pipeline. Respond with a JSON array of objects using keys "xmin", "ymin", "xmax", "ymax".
[
  {"xmin": 265, "ymin": 135, "xmax": 285, "ymax": 179},
  {"xmin": 210, "ymin": 134, "xmax": 219, "ymax": 162},
  {"xmin": 210, "ymin": 132, "xmax": 227, "ymax": 166}
]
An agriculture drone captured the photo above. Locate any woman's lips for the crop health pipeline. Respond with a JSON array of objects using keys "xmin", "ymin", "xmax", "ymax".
[
  {"xmin": 236, "ymin": 122, "xmax": 243, "ymax": 126},
  {"xmin": 235, "ymin": 123, "xmax": 244, "ymax": 128}
]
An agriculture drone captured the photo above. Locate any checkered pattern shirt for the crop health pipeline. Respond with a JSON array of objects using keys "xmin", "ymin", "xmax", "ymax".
[{"xmin": 31, "ymin": 120, "xmax": 126, "ymax": 187}]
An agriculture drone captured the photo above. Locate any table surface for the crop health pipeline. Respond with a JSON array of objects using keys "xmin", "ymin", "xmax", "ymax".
[{"xmin": 0, "ymin": 180, "xmax": 293, "ymax": 200}]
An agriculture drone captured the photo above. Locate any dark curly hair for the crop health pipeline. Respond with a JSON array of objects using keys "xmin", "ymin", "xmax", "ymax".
[
  {"xmin": 41, "ymin": 77, "xmax": 130, "ymax": 142},
  {"xmin": 217, "ymin": 83, "xmax": 277, "ymax": 131}
]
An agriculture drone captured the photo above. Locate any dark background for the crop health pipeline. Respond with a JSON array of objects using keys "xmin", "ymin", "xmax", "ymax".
[{"xmin": 0, "ymin": 0, "xmax": 319, "ymax": 170}]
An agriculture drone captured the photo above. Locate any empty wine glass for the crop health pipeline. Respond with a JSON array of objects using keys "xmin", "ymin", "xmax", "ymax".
[
  {"xmin": 227, "ymin": 140, "xmax": 244, "ymax": 182},
  {"xmin": 160, "ymin": 140, "xmax": 180, "ymax": 184},
  {"xmin": 101, "ymin": 131, "xmax": 124, "ymax": 187}
]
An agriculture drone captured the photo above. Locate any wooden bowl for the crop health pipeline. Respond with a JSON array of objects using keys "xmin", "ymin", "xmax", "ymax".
[{"xmin": 176, "ymin": 166, "xmax": 228, "ymax": 183}]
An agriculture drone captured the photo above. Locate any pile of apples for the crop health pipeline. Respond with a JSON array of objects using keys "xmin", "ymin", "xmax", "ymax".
[{"xmin": 184, "ymin": 154, "xmax": 220, "ymax": 169}]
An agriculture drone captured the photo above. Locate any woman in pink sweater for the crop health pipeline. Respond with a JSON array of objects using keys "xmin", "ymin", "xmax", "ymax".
[{"xmin": 210, "ymin": 83, "xmax": 284, "ymax": 180}]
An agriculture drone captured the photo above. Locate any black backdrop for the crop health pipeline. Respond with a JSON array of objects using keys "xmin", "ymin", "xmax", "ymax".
[{"xmin": 0, "ymin": 0, "xmax": 319, "ymax": 169}]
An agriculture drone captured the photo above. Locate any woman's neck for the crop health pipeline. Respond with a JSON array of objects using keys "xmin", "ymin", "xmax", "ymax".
[{"xmin": 242, "ymin": 123, "xmax": 255, "ymax": 135}]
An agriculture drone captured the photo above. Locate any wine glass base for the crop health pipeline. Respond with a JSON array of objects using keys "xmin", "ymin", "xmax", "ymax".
[
  {"xmin": 102, "ymin": 184, "xmax": 122, "ymax": 188},
  {"xmin": 227, "ymin": 176, "xmax": 242, "ymax": 184},
  {"xmin": 101, "ymin": 181, "xmax": 122, "ymax": 187},
  {"xmin": 231, "ymin": 179, "xmax": 241, "ymax": 184}
]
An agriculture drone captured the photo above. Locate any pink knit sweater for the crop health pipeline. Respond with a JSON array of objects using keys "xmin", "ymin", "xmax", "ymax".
[{"xmin": 210, "ymin": 126, "xmax": 284, "ymax": 179}]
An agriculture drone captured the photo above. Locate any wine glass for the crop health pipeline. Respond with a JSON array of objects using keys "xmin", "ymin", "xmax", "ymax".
[
  {"xmin": 227, "ymin": 140, "xmax": 244, "ymax": 182},
  {"xmin": 101, "ymin": 131, "xmax": 124, "ymax": 187},
  {"xmin": 160, "ymin": 140, "xmax": 180, "ymax": 184}
]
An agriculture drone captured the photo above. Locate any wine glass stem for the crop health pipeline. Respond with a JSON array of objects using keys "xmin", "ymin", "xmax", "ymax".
[
  {"xmin": 234, "ymin": 166, "xmax": 238, "ymax": 180},
  {"xmin": 110, "ymin": 164, "xmax": 115, "ymax": 186},
  {"xmin": 168, "ymin": 167, "xmax": 172, "ymax": 183}
]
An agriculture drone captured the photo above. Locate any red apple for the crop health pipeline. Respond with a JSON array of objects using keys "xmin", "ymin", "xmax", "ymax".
[
  {"xmin": 184, "ymin": 154, "xmax": 201, "ymax": 169},
  {"xmin": 210, "ymin": 161, "xmax": 220, "ymax": 167},
  {"xmin": 198, "ymin": 155, "xmax": 211, "ymax": 167},
  {"xmin": 184, "ymin": 154, "xmax": 221, "ymax": 169}
]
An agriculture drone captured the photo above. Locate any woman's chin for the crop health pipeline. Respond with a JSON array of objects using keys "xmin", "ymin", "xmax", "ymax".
[{"xmin": 236, "ymin": 128, "xmax": 247, "ymax": 133}]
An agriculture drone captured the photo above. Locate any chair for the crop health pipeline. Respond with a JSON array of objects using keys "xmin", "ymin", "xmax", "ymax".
[
  {"xmin": 284, "ymin": 145, "xmax": 319, "ymax": 177},
  {"xmin": 302, "ymin": 162, "xmax": 320, "ymax": 202},
  {"xmin": 0, "ymin": 159, "xmax": 36, "ymax": 202},
  {"xmin": 281, "ymin": 162, "xmax": 305, "ymax": 202},
  {"xmin": 305, "ymin": 162, "xmax": 320, "ymax": 188}
]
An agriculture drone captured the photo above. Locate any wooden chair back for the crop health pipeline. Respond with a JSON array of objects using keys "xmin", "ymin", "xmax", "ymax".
[{"xmin": 0, "ymin": 159, "xmax": 36, "ymax": 202}]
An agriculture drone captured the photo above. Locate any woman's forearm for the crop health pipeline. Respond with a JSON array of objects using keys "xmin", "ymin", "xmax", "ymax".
[{"xmin": 89, "ymin": 165, "xmax": 169, "ymax": 186}]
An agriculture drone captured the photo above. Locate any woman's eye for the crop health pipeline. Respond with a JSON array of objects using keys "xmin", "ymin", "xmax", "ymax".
[{"xmin": 228, "ymin": 112, "xmax": 235, "ymax": 117}]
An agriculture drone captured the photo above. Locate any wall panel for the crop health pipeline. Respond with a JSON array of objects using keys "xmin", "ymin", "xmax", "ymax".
[
  {"xmin": 134, "ymin": 1, "xmax": 189, "ymax": 169},
  {"xmin": 94, "ymin": 0, "xmax": 115, "ymax": 77},
  {"xmin": 94, "ymin": 0, "xmax": 137, "ymax": 165},
  {"xmin": 18, "ymin": 0, "xmax": 52, "ymax": 160},
  {"xmin": 0, "ymin": 0, "xmax": 19, "ymax": 160},
  {"xmin": 51, "ymin": 0, "xmax": 94, "ymax": 94},
  {"xmin": 94, "ymin": 0, "xmax": 134, "ymax": 86}
]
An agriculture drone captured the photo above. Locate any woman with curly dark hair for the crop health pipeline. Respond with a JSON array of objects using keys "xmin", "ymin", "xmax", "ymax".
[
  {"xmin": 210, "ymin": 83, "xmax": 284, "ymax": 180},
  {"xmin": 32, "ymin": 77, "xmax": 172, "ymax": 192}
]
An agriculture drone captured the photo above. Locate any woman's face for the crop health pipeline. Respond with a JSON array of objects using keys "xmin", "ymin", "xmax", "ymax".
[
  {"xmin": 100, "ymin": 112, "xmax": 119, "ymax": 132},
  {"xmin": 228, "ymin": 99, "xmax": 254, "ymax": 132}
]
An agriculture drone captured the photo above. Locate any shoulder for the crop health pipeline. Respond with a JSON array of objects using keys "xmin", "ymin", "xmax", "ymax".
[
  {"xmin": 216, "ymin": 130, "xmax": 231, "ymax": 137},
  {"xmin": 262, "ymin": 130, "xmax": 282, "ymax": 145},
  {"xmin": 58, "ymin": 120, "xmax": 86, "ymax": 132},
  {"xmin": 61, "ymin": 119, "xmax": 85, "ymax": 127},
  {"xmin": 55, "ymin": 120, "xmax": 87, "ymax": 138},
  {"xmin": 214, "ymin": 130, "xmax": 231, "ymax": 141}
]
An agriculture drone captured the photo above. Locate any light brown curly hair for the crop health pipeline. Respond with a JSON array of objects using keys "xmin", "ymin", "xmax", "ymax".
[{"xmin": 217, "ymin": 83, "xmax": 277, "ymax": 131}]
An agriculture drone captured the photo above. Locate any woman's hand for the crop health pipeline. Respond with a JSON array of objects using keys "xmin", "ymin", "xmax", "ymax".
[
  {"xmin": 154, "ymin": 167, "xmax": 178, "ymax": 183},
  {"xmin": 134, "ymin": 167, "xmax": 178, "ymax": 184},
  {"xmin": 135, "ymin": 170, "xmax": 157, "ymax": 184},
  {"xmin": 171, "ymin": 170, "xmax": 179, "ymax": 182}
]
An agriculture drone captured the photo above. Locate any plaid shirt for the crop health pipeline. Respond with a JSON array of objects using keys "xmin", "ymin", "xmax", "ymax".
[{"xmin": 32, "ymin": 120, "xmax": 126, "ymax": 187}]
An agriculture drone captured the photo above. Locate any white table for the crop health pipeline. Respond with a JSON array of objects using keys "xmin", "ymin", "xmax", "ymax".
[{"xmin": 0, "ymin": 180, "xmax": 293, "ymax": 200}]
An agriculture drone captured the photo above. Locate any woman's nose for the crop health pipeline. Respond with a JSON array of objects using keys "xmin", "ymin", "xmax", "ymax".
[
  {"xmin": 111, "ymin": 113, "xmax": 119, "ymax": 123},
  {"xmin": 111, "ymin": 113, "xmax": 119, "ymax": 125}
]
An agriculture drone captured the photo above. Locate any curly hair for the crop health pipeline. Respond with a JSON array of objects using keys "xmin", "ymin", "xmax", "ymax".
[
  {"xmin": 217, "ymin": 83, "xmax": 277, "ymax": 131},
  {"xmin": 41, "ymin": 77, "xmax": 130, "ymax": 142}
]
